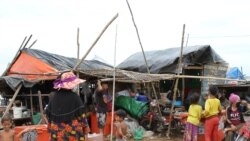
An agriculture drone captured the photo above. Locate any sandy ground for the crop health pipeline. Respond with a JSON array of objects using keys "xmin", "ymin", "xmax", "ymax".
[{"xmin": 104, "ymin": 134, "xmax": 183, "ymax": 141}]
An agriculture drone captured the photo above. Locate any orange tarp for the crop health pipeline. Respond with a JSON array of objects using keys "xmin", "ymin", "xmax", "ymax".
[{"xmin": 8, "ymin": 52, "xmax": 58, "ymax": 80}]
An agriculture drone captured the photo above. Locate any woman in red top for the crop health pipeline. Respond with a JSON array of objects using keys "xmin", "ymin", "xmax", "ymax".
[{"xmin": 224, "ymin": 93, "xmax": 245, "ymax": 141}]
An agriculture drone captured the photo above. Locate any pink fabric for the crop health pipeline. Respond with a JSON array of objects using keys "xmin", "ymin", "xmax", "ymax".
[
  {"xmin": 229, "ymin": 93, "xmax": 240, "ymax": 103},
  {"xmin": 53, "ymin": 72, "xmax": 85, "ymax": 90},
  {"xmin": 239, "ymin": 122, "xmax": 250, "ymax": 139}
]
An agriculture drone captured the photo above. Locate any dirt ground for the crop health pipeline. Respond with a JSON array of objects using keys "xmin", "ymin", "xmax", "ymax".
[
  {"xmin": 141, "ymin": 136, "xmax": 182, "ymax": 141},
  {"xmin": 104, "ymin": 134, "xmax": 183, "ymax": 141}
]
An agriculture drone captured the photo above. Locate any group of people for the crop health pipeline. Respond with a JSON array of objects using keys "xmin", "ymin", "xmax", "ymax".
[
  {"xmin": 184, "ymin": 86, "xmax": 249, "ymax": 141},
  {"xmin": 0, "ymin": 71, "xmax": 128, "ymax": 141},
  {"xmin": 1, "ymin": 71, "xmax": 249, "ymax": 141}
]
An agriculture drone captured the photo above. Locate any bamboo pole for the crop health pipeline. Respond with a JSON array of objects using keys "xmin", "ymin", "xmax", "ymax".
[
  {"xmin": 182, "ymin": 77, "xmax": 185, "ymax": 104},
  {"xmin": 38, "ymin": 91, "xmax": 43, "ymax": 116},
  {"xmin": 185, "ymin": 34, "xmax": 189, "ymax": 47},
  {"xmin": 125, "ymin": 0, "xmax": 161, "ymax": 115},
  {"xmin": 28, "ymin": 39, "xmax": 37, "ymax": 49},
  {"xmin": 22, "ymin": 34, "xmax": 32, "ymax": 49},
  {"xmin": 167, "ymin": 24, "xmax": 186, "ymax": 139},
  {"xmin": 110, "ymin": 24, "xmax": 118, "ymax": 141},
  {"xmin": 2, "ymin": 85, "xmax": 22, "ymax": 118},
  {"xmin": 2, "ymin": 36, "xmax": 27, "ymax": 76},
  {"xmin": 77, "ymin": 28, "xmax": 80, "ymax": 95},
  {"xmin": 100, "ymin": 74, "xmax": 246, "ymax": 83},
  {"xmin": 20, "ymin": 36, "xmax": 27, "ymax": 49},
  {"xmin": 30, "ymin": 89, "xmax": 34, "ymax": 116},
  {"xmin": 175, "ymin": 75, "xmax": 247, "ymax": 81},
  {"xmin": 72, "ymin": 13, "xmax": 118, "ymax": 71},
  {"xmin": 38, "ymin": 91, "xmax": 48, "ymax": 124}
]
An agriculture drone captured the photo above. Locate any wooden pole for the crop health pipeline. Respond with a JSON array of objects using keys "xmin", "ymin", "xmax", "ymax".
[
  {"xmin": 125, "ymin": 0, "xmax": 160, "ymax": 115},
  {"xmin": 185, "ymin": 33, "xmax": 189, "ymax": 47},
  {"xmin": 167, "ymin": 24, "xmax": 185, "ymax": 139},
  {"xmin": 72, "ymin": 13, "xmax": 118, "ymax": 71},
  {"xmin": 77, "ymin": 28, "xmax": 80, "ymax": 95},
  {"xmin": 181, "ymin": 33, "xmax": 189, "ymax": 105},
  {"xmin": 30, "ymin": 89, "xmax": 34, "ymax": 116},
  {"xmin": 182, "ymin": 77, "xmax": 185, "ymax": 105},
  {"xmin": 2, "ymin": 36, "xmax": 27, "ymax": 76},
  {"xmin": 20, "ymin": 36, "xmax": 27, "ymax": 49},
  {"xmin": 38, "ymin": 91, "xmax": 43, "ymax": 116},
  {"xmin": 28, "ymin": 39, "xmax": 37, "ymax": 49},
  {"xmin": 38, "ymin": 91, "xmax": 48, "ymax": 124},
  {"xmin": 22, "ymin": 34, "xmax": 32, "ymax": 49},
  {"xmin": 2, "ymin": 85, "xmax": 22, "ymax": 118},
  {"xmin": 110, "ymin": 24, "xmax": 118, "ymax": 141}
]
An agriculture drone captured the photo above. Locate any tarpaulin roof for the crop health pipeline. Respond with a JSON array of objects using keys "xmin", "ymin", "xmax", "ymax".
[
  {"xmin": 118, "ymin": 45, "xmax": 226, "ymax": 74},
  {"xmin": 0, "ymin": 48, "xmax": 113, "ymax": 92},
  {"xmin": 0, "ymin": 76, "xmax": 38, "ymax": 92},
  {"xmin": 6, "ymin": 48, "xmax": 112, "ymax": 80}
]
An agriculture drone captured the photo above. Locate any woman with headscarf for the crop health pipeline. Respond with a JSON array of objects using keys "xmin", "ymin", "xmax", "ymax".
[
  {"xmin": 224, "ymin": 93, "xmax": 246, "ymax": 141},
  {"xmin": 46, "ymin": 71, "xmax": 90, "ymax": 141}
]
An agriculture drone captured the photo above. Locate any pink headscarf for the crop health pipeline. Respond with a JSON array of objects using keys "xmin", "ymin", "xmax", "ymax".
[{"xmin": 229, "ymin": 93, "xmax": 240, "ymax": 103}]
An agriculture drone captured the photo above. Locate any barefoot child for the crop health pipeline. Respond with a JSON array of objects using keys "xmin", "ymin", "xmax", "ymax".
[
  {"xmin": 183, "ymin": 93, "xmax": 202, "ymax": 141},
  {"xmin": 114, "ymin": 109, "xmax": 128, "ymax": 141},
  {"xmin": 0, "ymin": 115, "xmax": 14, "ymax": 141}
]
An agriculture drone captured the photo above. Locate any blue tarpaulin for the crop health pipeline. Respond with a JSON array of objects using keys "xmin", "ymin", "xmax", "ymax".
[{"xmin": 226, "ymin": 67, "xmax": 244, "ymax": 80}]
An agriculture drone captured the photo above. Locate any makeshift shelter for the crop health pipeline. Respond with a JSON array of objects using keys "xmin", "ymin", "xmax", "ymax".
[
  {"xmin": 0, "ymin": 48, "xmax": 114, "ymax": 126},
  {"xmin": 213, "ymin": 83, "xmax": 250, "ymax": 102},
  {"xmin": 118, "ymin": 45, "xmax": 225, "ymax": 74},
  {"xmin": 4, "ymin": 48, "xmax": 112, "ymax": 81},
  {"xmin": 118, "ymin": 45, "xmax": 229, "ymax": 109}
]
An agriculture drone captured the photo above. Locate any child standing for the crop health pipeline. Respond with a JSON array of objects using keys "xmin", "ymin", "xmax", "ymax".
[
  {"xmin": 183, "ymin": 93, "xmax": 202, "ymax": 141},
  {"xmin": 0, "ymin": 114, "xmax": 14, "ymax": 141},
  {"xmin": 114, "ymin": 109, "xmax": 128, "ymax": 141},
  {"xmin": 203, "ymin": 86, "xmax": 222, "ymax": 141}
]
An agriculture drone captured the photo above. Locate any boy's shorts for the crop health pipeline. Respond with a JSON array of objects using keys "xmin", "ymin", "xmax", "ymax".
[{"xmin": 97, "ymin": 112, "xmax": 106, "ymax": 129}]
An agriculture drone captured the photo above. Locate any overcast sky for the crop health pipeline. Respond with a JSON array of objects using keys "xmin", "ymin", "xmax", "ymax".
[{"xmin": 1, "ymin": 0, "xmax": 250, "ymax": 76}]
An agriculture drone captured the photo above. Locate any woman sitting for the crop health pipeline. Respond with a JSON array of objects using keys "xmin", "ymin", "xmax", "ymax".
[{"xmin": 224, "ymin": 93, "xmax": 246, "ymax": 141}]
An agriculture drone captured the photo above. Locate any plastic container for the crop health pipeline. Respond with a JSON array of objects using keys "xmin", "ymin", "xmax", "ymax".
[
  {"xmin": 14, "ymin": 125, "xmax": 50, "ymax": 141},
  {"xmin": 174, "ymin": 100, "xmax": 183, "ymax": 106},
  {"xmin": 136, "ymin": 95, "xmax": 148, "ymax": 103},
  {"xmin": 13, "ymin": 107, "xmax": 23, "ymax": 118}
]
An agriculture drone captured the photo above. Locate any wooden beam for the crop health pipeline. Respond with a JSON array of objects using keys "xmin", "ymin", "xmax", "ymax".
[
  {"xmin": 2, "ymin": 94, "xmax": 50, "ymax": 97},
  {"xmin": 2, "ymin": 85, "xmax": 22, "ymax": 118},
  {"xmin": 175, "ymin": 75, "xmax": 247, "ymax": 82},
  {"xmin": 183, "ymin": 66, "xmax": 203, "ymax": 70}
]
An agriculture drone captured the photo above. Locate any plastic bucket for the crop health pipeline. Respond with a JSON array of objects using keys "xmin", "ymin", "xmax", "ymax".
[{"xmin": 13, "ymin": 107, "xmax": 22, "ymax": 118}]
